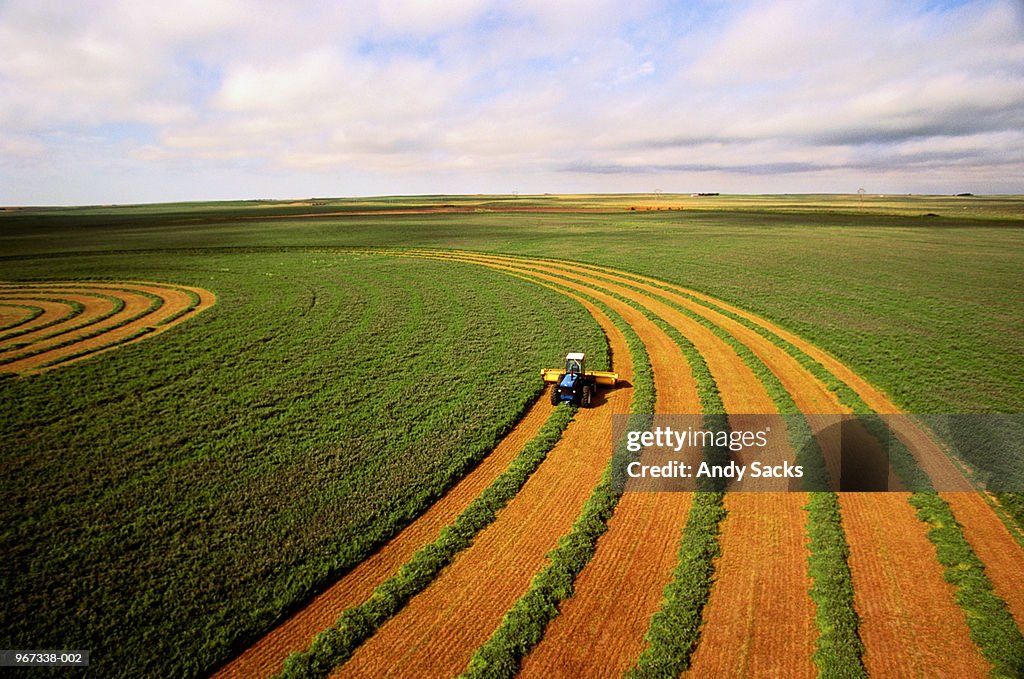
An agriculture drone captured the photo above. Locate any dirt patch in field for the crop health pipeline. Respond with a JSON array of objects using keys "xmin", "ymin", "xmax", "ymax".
[{"xmin": 0, "ymin": 282, "xmax": 214, "ymax": 374}]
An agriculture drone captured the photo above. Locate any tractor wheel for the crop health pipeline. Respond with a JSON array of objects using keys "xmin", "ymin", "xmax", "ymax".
[
  {"xmin": 550, "ymin": 383, "xmax": 560, "ymax": 405},
  {"xmin": 581, "ymin": 385, "xmax": 593, "ymax": 408}
]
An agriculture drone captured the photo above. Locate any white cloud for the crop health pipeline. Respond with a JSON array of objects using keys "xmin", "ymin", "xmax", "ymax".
[{"xmin": 2, "ymin": 0, "xmax": 1022, "ymax": 203}]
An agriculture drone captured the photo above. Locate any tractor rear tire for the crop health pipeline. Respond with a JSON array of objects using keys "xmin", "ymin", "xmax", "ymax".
[
  {"xmin": 550, "ymin": 383, "xmax": 560, "ymax": 405},
  {"xmin": 581, "ymin": 385, "xmax": 593, "ymax": 408}
]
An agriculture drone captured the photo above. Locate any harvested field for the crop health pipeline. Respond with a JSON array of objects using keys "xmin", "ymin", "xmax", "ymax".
[
  {"xmin": 4, "ymin": 197, "xmax": 1022, "ymax": 679},
  {"xmin": 220, "ymin": 250, "xmax": 1020, "ymax": 679},
  {"xmin": 0, "ymin": 281, "xmax": 214, "ymax": 374}
]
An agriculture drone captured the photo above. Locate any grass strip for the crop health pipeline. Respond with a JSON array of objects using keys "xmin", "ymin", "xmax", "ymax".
[
  {"xmin": 805, "ymin": 492, "xmax": 868, "ymax": 678},
  {"xmin": 461, "ymin": 283, "xmax": 654, "ymax": 679},
  {"xmin": 277, "ymin": 399, "xmax": 579, "ymax": 678},
  {"xmin": 908, "ymin": 493, "xmax": 1024, "ymax": 678}
]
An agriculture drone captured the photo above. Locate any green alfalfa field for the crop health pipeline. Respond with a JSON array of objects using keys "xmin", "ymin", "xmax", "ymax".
[{"xmin": 1, "ymin": 194, "xmax": 1022, "ymax": 677}]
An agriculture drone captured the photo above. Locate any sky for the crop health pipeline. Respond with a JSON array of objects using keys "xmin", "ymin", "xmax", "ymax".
[{"xmin": 1, "ymin": 0, "xmax": 1022, "ymax": 205}]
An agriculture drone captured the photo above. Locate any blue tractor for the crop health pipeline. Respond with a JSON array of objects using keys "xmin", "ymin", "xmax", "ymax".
[{"xmin": 541, "ymin": 352, "xmax": 618, "ymax": 408}]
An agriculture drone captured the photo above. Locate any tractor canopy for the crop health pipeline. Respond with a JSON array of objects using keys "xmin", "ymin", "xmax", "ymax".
[{"xmin": 565, "ymin": 352, "xmax": 585, "ymax": 375}]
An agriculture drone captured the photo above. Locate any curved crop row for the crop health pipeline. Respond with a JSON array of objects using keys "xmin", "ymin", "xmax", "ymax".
[
  {"xmin": 462, "ymin": 280, "xmax": 655, "ymax": 679},
  {"xmin": 0, "ymin": 281, "xmax": 213, "ymax": 374},
  {"xmin": 0, "ymin": 298, "xmax": 80, "ymax": 341},
  {"xmin": 570, "ymin": 257, "xmax": 1021, "ymax": 676},
  {"xmin": 0, "ymin": 304, "xmax": 43, "ymax": 332},
  {"xmin": 279, "ymin": 403, "xmax": 579, "ymax": 678},
  {"xmin": 427, "ymin": 250, "xmax": 1016, "ymax": 676}
]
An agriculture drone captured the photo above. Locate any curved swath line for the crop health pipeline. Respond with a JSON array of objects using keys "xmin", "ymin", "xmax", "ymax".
[
  {"xmin": 34, "ymin": 283, "xmax": 214, "ymax": 372},
  {"xmin": 420, "ymin": 251, "xmax": 822, "ymax": 677},
  {"xmin": 59, "ymin": 281, "xmax": 214, "ymax": 328},
  {"xmin": 0, "ymin": 294, "xmax": 111, "ymax": 350},
  {"xmin": 0, "ymin": 281, "xmax": 214, "ymax": 375},
  {"xmin": 0, "ymin": 304, "xmax": 43, "ymax": 333},
  {"xmin": 214, "ymin": 256, "xmax": 637, "ymax": 679},
  {"xmin": 32, "ymin": 287, "xmax": 166, "ymax": 369},
  {"xmin": 431, "ymin": 252, "xmax": 1004, "ymax": 675},
  {"xmin": 466, "ymin": 252, "xmax": 1011, "ymax": 674},
  {"xmin": 0, "ymin": 289, "xmax": 153, "ymax": 365},
  {"xmin": 337, "ymin": 251, "xmax": 1007, "ymax": 675}
]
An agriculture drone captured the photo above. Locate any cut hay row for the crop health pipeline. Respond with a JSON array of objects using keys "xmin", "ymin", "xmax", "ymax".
[
  {"xmin": 0, "ymin": 293, "xmax": 112, "ymax": 348},
  {"xmin": 436, "ymin": 252, "xmax": 1019, "ymax": 675},
  {"xmin": 0, "ymin": 282, "xmax": 214, "ymax": 374},
  {"xmin": 567, "ymin": 258, "xmax": 1022, "ymax": 675}
]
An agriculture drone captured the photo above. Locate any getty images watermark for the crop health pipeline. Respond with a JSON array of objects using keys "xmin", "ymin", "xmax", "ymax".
[{"xmin": 609, "ymin": 414, "xmax": 1024, "ymax": 493}]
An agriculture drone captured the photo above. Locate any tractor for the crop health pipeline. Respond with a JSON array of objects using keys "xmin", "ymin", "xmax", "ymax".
[{"xmin": 540, "ymin": 352, "xmax": 618, "ymax": 407}]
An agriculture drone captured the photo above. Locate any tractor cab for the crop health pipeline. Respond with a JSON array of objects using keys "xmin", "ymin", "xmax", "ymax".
[{"xmin": 565, "ymin": 352, "xmax": 586, "ymax": 376}]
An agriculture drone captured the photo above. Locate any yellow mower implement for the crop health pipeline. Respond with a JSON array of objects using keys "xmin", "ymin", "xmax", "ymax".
[{"xmin": 540, "ymin": 368, "xmax": 618, "ymax": 386}]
